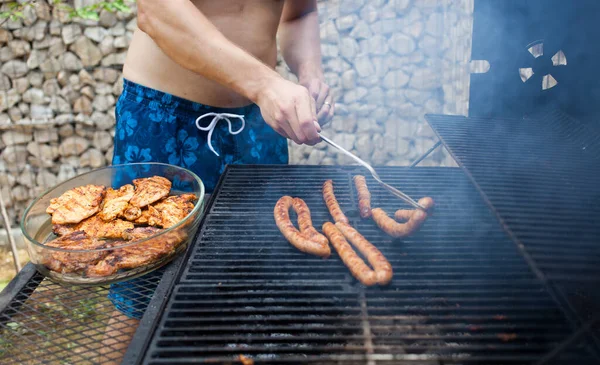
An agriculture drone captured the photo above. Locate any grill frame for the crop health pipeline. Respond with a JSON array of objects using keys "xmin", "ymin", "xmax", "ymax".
[{"xmin": 135, "ymin": 165, "xmax": 598, "ymax": 364}]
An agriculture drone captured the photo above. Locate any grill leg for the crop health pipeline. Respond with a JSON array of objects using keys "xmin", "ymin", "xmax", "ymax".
[{"xmin": 409, "ymin": 140, "xmax": 442, "ymax": 168}]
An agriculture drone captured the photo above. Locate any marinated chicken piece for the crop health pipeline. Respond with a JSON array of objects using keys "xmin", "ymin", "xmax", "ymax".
[
  {"xmin": 53, "ymin": 215, "xmax": 134, "ymax": 239},
  {"xmin": 43, "ymin": 231, "xmax": 113, "ymax": 273},
  {"xmin": 98, "ymin": 184, "xmax": 135, "ymax": 221},
  {"xmin": 46, "ymin": 185, "xmax": 106, "ymax": 224},
  {"xmin": 86, "ymin": 229, "xmax": 187, "ymax": 277},
  {"xmin": 52, "ymin": 223, "xmax": 77, "ymax": 236},
  {"xmin": 78, "ymin": 215, "xmax": 134, "ymax": 239},
  {"xmin": 44, "ymin": 230, "xmax": 88, "ymax": 248},
  {"xmin": 122, "ymin": 204, "xmax": 142, "ymax": 221},
  {"xmin": 129, "ymin": 176, "xmax": 172, "ymax": 208},
  {"xmin": 133, "ymin": 205, "xmax": 162, "ymax": 227},
  {"xmin": 122, "ymin": 226, "xmax": 163, "ymax": 241},
  {"xmin": 152, "ymin": 193, "xmax": 197, "ymax": 228}
]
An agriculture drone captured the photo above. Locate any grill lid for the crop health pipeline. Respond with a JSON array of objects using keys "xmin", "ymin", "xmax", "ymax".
[
  {"xmin": 426, "ymin": 108, "xmax": 600, "ymax": 360},
  {"xmin": 426, "ymin": 110, "xmax": 600, "ymax": 282}
]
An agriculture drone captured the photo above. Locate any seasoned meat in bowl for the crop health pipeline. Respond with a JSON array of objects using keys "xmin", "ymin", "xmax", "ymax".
[{"xmin": 21, "ymin": 163, "xmax": 205, "ymax": 285}]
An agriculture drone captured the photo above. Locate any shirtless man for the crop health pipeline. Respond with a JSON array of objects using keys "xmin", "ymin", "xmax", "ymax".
[{"xmin": 100, "ymin": 0, "xmax": 333, "ymax": 362}]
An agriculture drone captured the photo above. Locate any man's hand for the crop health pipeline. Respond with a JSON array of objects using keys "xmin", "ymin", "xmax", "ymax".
[
  {"xmin": 301, "ymin": 77, "xmax": 335, "ymax": 127},
  {"xmin": 279, "ymin": 0, "xmax": 332, "ymax": 129},
  {"xmin": 256, "ymin": 77, "xmax": 322, "ymax": 145}
]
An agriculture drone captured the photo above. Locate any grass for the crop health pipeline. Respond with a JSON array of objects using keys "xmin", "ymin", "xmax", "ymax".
[{"xmin": 0, "ymin": 247, "xmax": 30, "ymax": 283}]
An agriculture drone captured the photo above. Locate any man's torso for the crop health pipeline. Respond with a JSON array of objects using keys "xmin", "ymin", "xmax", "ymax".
[{"xmin": 123, "ymin": 0, "xmax": 285, "ymax": 107}]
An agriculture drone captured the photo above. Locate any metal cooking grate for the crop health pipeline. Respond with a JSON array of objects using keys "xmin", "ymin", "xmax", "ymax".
[
  {"xmin": 426, "ymin": 109, "xmax": 600, "ymax": 320},
  {"xmin": 142, "ymin": 165, "xmax": 597, "ymax": 364},
  {"xmin": 0, "ymin": 264, "xmax": 165, "ymax": 365}
]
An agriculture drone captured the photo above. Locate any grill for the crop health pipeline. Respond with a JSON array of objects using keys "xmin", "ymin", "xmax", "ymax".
[{"xmin": 135, "ymin": 165, "xmax": 598, "ymax": 364}]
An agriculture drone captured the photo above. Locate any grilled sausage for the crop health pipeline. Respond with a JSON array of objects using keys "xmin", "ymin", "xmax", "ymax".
[
  {"xmin": 274, "ymin": 196, "xmax": 330, "ymax": 258},
  {"xmin": 372, "ymin": 208, "xmax": 425, "ymax": 238},
  {"xmin": 322, "ymin": 180, "xmax": 349, "ymax": 224},
  {"xmin": 322, "ymin": 222, "xmax": 377, "ymax": 286},
  {"xmin": 335, "ymin": 222, "xmax": 393, "ymax": 285},
  {"xmin": 373, "ymin": 197, "xmax": 435, "ymax": 238},
  {"xmin": 419, "ymin": 197, "xmax": 435, "ymax": 211},
  {"xmin": 292, "ymin": 197, "xmax": 329, "ymax": 246},
  {"xmin": 394, "ymin": 197, "xmax": 435, "ymax": 221},
  {"xmin": 353, "ymin": 175, "xmax": 372, "ymax": 219}
]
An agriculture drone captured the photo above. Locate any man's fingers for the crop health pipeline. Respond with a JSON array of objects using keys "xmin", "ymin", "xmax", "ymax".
[
  {"xmin": 315, "ymin": 83, "xmax": 329, "ymax": 110},
  {"xmin": 284, "ymin": 105, "xmax": 308, "ymax": 144},
  {"xmin": 308, "ymin": 91, "xmax": 320, "ymax": 134},
  {"xmin": 317, "ymin": 107, "xmax": 329, "ymax": 122},
  {"xmin": 307, "ymin": 79, "xmax": 321, "ymax": 100},
  {"xmin": 328, "ymin": 103, "xmax": 335, "ymax": 119},
  {"xmin": 296, "ymin": 94, "xmax": 319, "ymax": 145},
  {"xmin": 308, "ymin": 91, "xmax": 318, "ymax": 121},
  {"xmin": 317, "ymin": 94, "xmax": 334, "ymax": 124},
  {"xmin": 273, "ymin": 112, "xmax": 301, "ymax": 144},
  {"xmin": 282, "ymin": 119, "xmax": 302, "ymax": 144}
]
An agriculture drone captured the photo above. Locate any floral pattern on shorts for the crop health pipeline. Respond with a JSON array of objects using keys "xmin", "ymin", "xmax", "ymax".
[{"xmin": 112, "ymin": 79, "xmax": 289, "ymax": 193}]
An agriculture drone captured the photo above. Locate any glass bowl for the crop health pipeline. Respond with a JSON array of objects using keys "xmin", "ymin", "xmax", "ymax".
[{"xmin": 21, "ymin": 163, "xmax": 205, "ymax": 286}]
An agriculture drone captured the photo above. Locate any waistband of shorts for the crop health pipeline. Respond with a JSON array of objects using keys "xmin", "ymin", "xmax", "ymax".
[{"xmin": 121, "ymin": 78, "xmax": 258, "ymax": 115}]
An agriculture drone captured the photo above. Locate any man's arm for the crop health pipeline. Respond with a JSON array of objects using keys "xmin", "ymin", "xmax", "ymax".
[
  {"xmin": 279, "ymin": 0, "xmax": 334, "ymax": 124},
  {"xmin": 137, "ymin": 0, "xmax": 320, "ymax": 144}
]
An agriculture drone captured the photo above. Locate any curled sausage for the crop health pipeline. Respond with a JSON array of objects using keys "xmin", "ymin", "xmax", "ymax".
[
  {"xmin": 322, "ymin": 180, "xmax": 349, "ymax": 224},
  {"xmin": 395, "ymin": 197, "xmax": 435, "ymax": 221},
  {"xmin": 322, "ymin": 222, "xmax": 377, "ymax": 286},
  {"xmin": 335, "ymin": 222, "xmax": 393, "ymax": 285},
  {"xmin": 373, "ymin": 197, "xmax": 435, "ymax": 238},
  {"xmin": 292, "ymin": 197, "xmax": 328, "ymax": 246},
  {"xmin": 372, "ymin": 208, "xmax": 425, "ymax": 238},
  {"xmin": 274, "ymin": 196, "xmax": 330, "ymax": 258},
  {"xmin": 353, "ymin": 175, "xmax": 372, "ymax": 219},
  {"xmin": 418, "ymin": 197, "xmax": 435, "ymax": 211}
]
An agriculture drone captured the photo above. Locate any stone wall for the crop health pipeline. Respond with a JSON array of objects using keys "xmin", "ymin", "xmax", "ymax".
[
  {"xmin": 0, "ymin": 2, "xmax": 135, "ymax": 226},
  {"xmin": 281, "ymin": 0, "xmax": 473, "ymax": 166},
  {"xmin": 0, "ymin": 0, "xmax": 473, "ymax": 227}
]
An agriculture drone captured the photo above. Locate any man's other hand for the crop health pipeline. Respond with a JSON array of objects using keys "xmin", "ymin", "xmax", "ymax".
[
  {"xmin": 301, "ymin": 77, "xmax": 334, "ymax": 127},
  {"xmin": 257, "ymin": 77, "xmax": 321, "ymax": 145}
]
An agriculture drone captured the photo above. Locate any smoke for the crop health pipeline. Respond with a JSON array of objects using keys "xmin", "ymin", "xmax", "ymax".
[{"xmin": 468, "ymin": 0, "xmax": 600, "ymax": 121}]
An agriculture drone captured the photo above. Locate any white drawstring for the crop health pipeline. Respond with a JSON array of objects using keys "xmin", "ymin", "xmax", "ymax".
[{"xmin": 195, "ymin": 112, "xmax": 245, "ymax": 157}]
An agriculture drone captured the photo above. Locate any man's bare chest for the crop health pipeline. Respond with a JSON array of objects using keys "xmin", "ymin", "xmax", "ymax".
[{"xmin": 191, "ymin": 0, "xmax": 284, "ymax": 18}]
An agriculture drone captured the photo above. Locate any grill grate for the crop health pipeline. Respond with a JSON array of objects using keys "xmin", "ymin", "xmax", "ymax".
[{"xmin": 142, "ymin": 165, "xmax": 597, "ymax": 364}]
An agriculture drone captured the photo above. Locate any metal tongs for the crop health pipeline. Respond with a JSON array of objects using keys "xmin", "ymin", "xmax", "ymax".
[{"xmin": 318, "ymin": 133, "xmax": 426, "ymax": 211}]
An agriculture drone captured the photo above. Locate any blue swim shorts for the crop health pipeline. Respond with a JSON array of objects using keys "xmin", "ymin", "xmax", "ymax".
[{"xmin": 108, "ymin": 79, "xmax": 289, "ymax": 319}]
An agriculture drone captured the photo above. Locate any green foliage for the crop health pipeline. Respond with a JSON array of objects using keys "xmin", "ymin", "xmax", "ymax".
[
  {"xmin": 69, "ymin": 0, "xmax": 134, "ymax": 21},
  {"xmin": 0, "ymin": 1, "xmax": 32, "ymax": 22},
  {"xmin": 1, "ymin": 0, "xmax": 135, "ymax": 22}
]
